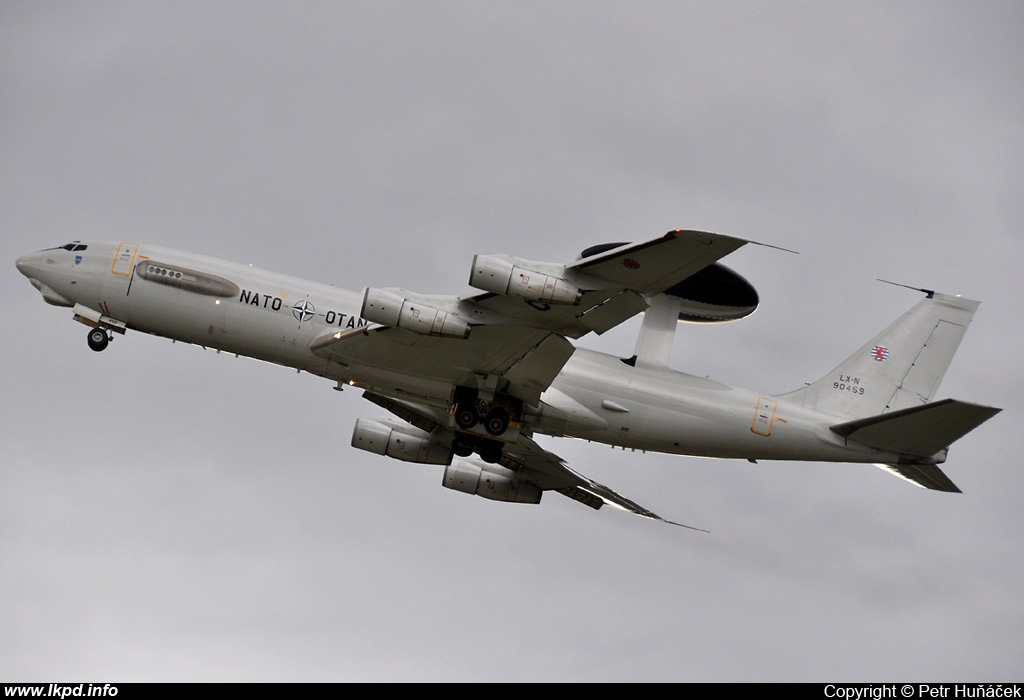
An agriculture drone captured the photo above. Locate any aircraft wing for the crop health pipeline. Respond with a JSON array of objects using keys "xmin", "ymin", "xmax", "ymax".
[
  {"xmin": 462, "ymin": 229, "xmax": 751, "ymax": 338},
  {"xmin": 500, "ymin": 434, "xmax": 708, "ymax": 530},
  {"xmin": 567, "ymin": 228, "xmax": 748, "ymax": 294},
  {"xmin": 311, "ymin": 323, "xmax": 575, "ymax": 406},
  {"xmin": 316, "ymin": 229, "xmax": 752, "ymax": 405},
  {"xmin": 316, "ymin": 230, "xmax": 743, "ymax": 529},
  {"xmin": 362, "ymin": 392, "xmax": 705, "ymax": 530}
]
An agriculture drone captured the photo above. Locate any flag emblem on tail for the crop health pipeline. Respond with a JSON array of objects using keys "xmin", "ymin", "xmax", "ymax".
[{"xmin": 870, "ymin": 346, "xmax": 890, "ymax": 362}]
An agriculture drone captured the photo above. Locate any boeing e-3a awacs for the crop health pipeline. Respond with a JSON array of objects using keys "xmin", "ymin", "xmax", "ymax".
[{"xmin": 16, "ymin": 230, "xmax": 1000, "ymax": 529}]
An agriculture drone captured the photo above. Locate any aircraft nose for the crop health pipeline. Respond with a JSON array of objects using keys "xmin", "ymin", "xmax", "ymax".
[
  {"xmin": 17, "ymin": 250, "xmax": 75, "ymax": 307},
  {"xmin": 16, "ymin": 251, "xmax": 50, "ymax": 282},
  {"xmin": 16, "ymin": 254, "xmax": 36, "ymax": 278}
]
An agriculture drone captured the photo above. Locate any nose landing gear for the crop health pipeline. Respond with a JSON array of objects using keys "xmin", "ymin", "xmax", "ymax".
[
  {"xmin": 72, "ymin": 304, "xmax": 126, "ymax": 352},
  {"xmin": 87, "ymin": 327, "xmax": 110, "ymax": 352}
]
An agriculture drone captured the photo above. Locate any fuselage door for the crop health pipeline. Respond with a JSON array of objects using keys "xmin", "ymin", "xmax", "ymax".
[
  {"xmin": 111, "ymin": 242, "xmax": 140, "ymax": 277},
  {"xmin": 752, "ymin": 397, "xmax": 778, "ymax": 437}
]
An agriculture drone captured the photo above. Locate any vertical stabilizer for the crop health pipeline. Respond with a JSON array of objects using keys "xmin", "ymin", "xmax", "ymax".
[{"xmin": 780, "ymin": 291, "xmax": 980, "ymax": 419}]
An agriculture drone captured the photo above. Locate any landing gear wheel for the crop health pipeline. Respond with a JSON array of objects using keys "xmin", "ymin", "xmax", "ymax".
[
  {"xmin": 451, "ymin": 437, "xmax": 475, "ymax": 458},
  {"xmin": 87, "ymin": 327, "xmax": 109, "ymax": 352},
  {"xmin": 479, "ymin": 440, "xmax": 503, "ymax": 464},
  {"xmin": 484, "ymin": 407, "xmax": 510, "ymax": 436},
  {"xmin": 455, "ymin": 405, "xmax": 479, "ymax": 430}
]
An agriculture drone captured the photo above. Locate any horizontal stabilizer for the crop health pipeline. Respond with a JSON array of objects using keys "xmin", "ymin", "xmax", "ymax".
[
  {"xmin": 875, "ymin": 463, "xmax": 962, "ymax": 493},
  {"xmin": 831, "ymin": 398, "xmax": 1001, "ymax": 458}
]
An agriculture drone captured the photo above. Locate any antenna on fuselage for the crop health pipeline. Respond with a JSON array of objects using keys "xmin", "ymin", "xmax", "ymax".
[{"xmin": 629, "ymin": 295, "xmax": 683, "ymax": 369}]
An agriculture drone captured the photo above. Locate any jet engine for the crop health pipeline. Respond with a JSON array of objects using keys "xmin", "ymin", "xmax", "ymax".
[
  {"xmin": 351, "ymin": 418, "xmax": 453, "ymax": 465},
  {"xmin": 442, "ymin": 460, "xmax": 542, "ymax": 504},
  {"xmin": 469, "ymin": 255, "xmax": 582, "ymax": 305},
  {"xmin": 361, "ymin": 288, "xmax": 470, "ymax": 338}
]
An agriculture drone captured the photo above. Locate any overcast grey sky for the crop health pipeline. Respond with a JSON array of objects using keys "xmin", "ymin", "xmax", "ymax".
[{"xmin": 2, "ymin": 0, "xmax": 1022, "ymax": 682}]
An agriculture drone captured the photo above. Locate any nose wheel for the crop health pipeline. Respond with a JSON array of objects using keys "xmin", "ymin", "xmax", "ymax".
[{"xmin": 87, "ymin": 327, "xmax": 110, "ymax": 352}]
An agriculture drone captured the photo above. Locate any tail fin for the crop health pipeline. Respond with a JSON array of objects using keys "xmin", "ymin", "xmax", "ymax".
[{"xmin": 780, "ymin": 290, "xmax": 981, "ymax": 420}]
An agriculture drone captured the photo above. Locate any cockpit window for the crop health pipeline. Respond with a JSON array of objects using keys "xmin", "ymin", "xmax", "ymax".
[{"xmin": 59, "ymin": 242, "xmax": 88, "ymax": 251}]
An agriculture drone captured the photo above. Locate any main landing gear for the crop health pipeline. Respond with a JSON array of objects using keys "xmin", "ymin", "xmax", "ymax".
[
  {"xmin": 451, "ymin": 434, "xmax": 505, "ymax": 464},
  {"xmin": 455, "ymin": 402, "xmax": 511, "ymax": 437},
  {"xmin": 87, "ymin": 327, "xmax": 110, "ymax": 352},
  {"xmin": 452, "ymin": 388, "xmax": 518, "ymax": 436},
  {"xmin": 450, "ymin": 387, "xmax": 523, "ymax": 464}
]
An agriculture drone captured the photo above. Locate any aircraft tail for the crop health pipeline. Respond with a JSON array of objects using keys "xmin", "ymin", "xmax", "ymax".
[
  {"xmin": 830, "ymin": 398, "xmax": 1001, "ymax": 458},
  {"xmin": 780, "ymin": 289, "xmax": 1001, "ymax": 492},
  {"xmin": 873, "ymin": 462, "xmax": 962, "ymax": 493},
  {"xmin": 830, "ymin": 398, "xmax": 1001, "ymax": 491},
  {"xmin": 780, "ymin": 290, "xmax": 982, "ymax": 420}
]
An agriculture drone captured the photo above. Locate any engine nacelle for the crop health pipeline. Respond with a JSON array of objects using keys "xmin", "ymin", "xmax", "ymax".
[
  {"xmin": 470, "ymin": 255, "xmax": 582, "ymax": 305},
  {"xmin": 442, "ymin": 460, "xmax": 542, "ymax": 504},
  {"xmin": 351, "ymin": 418, "xmax": 453, "ymax": 465},
  {"xmin": 361, "ymin": 288, "xmax": 470, "ymax": 338}
]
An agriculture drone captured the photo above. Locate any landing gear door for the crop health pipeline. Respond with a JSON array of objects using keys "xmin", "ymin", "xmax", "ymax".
[{"xmin": 112, "ymin": 242, "xmax": 139, "ymax": 277}]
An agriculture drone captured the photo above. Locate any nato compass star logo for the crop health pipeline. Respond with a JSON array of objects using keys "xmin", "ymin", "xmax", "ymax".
[{"xmin": 292, "ymin": 298, "xmax": 316, "ymax": 323}]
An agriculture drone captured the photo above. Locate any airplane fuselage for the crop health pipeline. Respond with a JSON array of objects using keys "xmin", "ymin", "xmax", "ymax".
[{"xmin": 17, "ymin": 240, "xmax": 889, "ymax": 468}]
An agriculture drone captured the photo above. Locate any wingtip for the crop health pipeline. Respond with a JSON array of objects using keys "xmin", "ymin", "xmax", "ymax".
[
  {"xmin": 877, "ymin": 279, "xmax": 936, "ymax": 298},
  {"xmin": 666, "ymin": 519, "xmax": 711, "ymax": 533}
]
